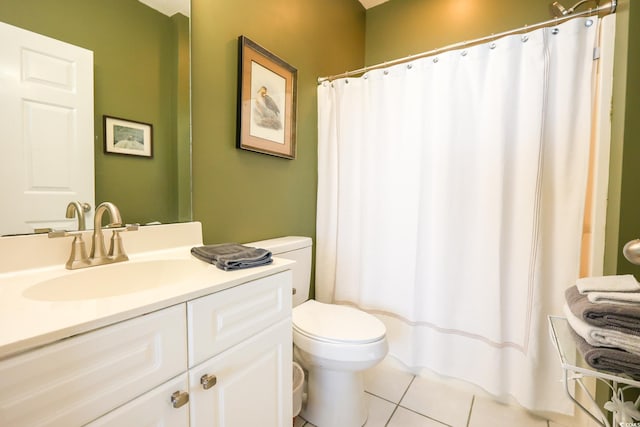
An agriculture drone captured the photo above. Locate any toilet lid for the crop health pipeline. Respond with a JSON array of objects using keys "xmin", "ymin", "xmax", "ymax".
[{"xmin": 293, "ymin": 300, "xmax": 386, "ymax": 344}]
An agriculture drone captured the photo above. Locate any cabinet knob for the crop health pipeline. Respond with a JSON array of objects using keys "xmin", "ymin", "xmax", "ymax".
[
  {"xmin": 200, "ymin": 373, "xmax": 217, "ymax": 390},
  {"xmin": 171, "ymin": 390, "xmax": 189, "ymax": 408}
]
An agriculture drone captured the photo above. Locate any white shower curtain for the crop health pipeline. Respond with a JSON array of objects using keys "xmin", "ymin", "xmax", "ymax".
[{"xmin": 316, "ymin": 17, "xmax": 603, "ymax": 414}]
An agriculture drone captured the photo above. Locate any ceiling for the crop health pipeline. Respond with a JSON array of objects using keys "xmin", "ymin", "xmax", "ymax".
[
  {"xmin": 358, "ymin": 0, "xmax": 390, "ymax": 8},
  {"xmin": 139, "ymin": 0, "xmax": 388, "ymax": 16},
  {"xmin": 138, "ymin": 0, "xmax": 190, "ymax": 17}
]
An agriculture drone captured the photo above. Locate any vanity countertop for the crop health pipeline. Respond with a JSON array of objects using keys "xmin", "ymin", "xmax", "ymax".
[{"xmin": 0, "ymin": 223, "xmax": 294, "ymax": 359}]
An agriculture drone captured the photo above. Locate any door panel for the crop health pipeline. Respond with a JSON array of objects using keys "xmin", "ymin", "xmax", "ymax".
[
  {"xmin": 189, "ymin": 318, "xmax": 292, "ymax": 427},
  {"xmin": 86, "ymin": 374, "xmax": 190, "ymax": 427},
  {"xmin": 0, "ymin": 305, "xmax": 187, "ymax": 427}
]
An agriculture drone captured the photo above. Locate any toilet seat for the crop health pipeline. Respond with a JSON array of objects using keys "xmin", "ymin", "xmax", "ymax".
[{"xmin": 293, "ymin": 300, "xmax": 386, "ymax": 344}]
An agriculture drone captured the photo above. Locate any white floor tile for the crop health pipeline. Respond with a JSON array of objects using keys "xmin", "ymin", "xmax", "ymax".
[
  {"xmin": 364, "ymin": 356, "xmax": 415, "ymax": 403},
  {"xmin": 364, "ymin": 392, "xmax": 397, "ymax": 427},
  {"xmin": 386, "ymin": 407, "xmax": 448, "ymax": 427},
  {"xmin": 298, "ymin": 357, "xmax": 562, "ymax": 427},
  {"xmin": 400, "ymin": 375, "xmax": 473, "ymax": 427},
  {"xmin": 468, "ymin": 396, "xmax": 549, "ymax": 427}
]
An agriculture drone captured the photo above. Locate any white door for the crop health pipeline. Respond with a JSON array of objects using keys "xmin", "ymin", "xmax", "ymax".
[
  {"xmin": 189, "ymin": 318, "xmax": 293, "ymax": 427},
  {"xmin": 0, "ymin": 21, "xmax": 94, "ymax": 235}
]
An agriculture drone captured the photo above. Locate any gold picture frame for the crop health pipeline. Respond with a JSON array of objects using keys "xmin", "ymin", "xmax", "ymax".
[{"xmin": 237, "ymin": 36, "xmax": 297, "ymax": 159}]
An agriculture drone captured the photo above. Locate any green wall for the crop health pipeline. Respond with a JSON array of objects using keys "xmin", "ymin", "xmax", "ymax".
[
  {"xmin": 616, "ymin": 2, "xmax": 640, "ymax": 276},
  {"xmin": 0, "ymin": 0, "xmax": 189, "ymax": 226},
  {"xmin": 365, "ymin": 0, "xmax": 553, "ymax": 65},
  {"xmin": 191, "ymin": 0, "xmax": 365, "ymax": 251}
]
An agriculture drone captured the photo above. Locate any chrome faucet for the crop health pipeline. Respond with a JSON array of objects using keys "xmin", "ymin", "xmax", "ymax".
[
  {"xmin": 65, "ymin": 201, "xmax": 91, "ymax": 231},
  {"xmin": 49, "ymin": 201, "xmax": 138, "ymax": 269}
]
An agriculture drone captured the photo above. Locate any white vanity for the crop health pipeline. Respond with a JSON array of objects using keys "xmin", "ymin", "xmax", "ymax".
[{"xmin": 0, "ymin": 222, "xmax": 294, "ymax": 426}]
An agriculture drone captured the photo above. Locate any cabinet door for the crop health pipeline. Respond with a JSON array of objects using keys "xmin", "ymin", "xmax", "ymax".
[
  {"xmin": 0, "ymin": 304, "xmax": 187, "ymax": 427},
  {"xmin": 86, "ymin": 374, "xmax": 189, "ymax": 427},
  {"xmin": 188, "ymin": 271, "xmax": 292, "ymax": 367},
  {"xmin": 189, "ymin": 318, "xmax": 292, "ymax": 427}
]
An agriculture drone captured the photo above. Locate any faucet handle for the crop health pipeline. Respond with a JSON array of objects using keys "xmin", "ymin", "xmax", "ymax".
[
  {"xmin": 48, "ymin": 230, "xmax": 90, "ymax": 269},
  {"xmin": 106, "ymin": 223, "xmax": 140, "ymax": 232},
  {"xmin": 108, "ymin": 230, "xmax": 129, "ymax": 262},
  {"xmin": 48, "ymin": 230, "xmax": 84, "ymax": 239},
  {"xmin": 107, "ymin": 224, "xmax": 138, "ymax": 262}
]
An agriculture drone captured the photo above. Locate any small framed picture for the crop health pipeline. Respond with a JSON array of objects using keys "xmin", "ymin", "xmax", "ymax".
[
  {"xmin": 103, "ymin": 116, "xmax": 153, "ymax": 158},
  {"xmin": 237, "ymin": 36, "xmax": 297, "ymax": 159}
]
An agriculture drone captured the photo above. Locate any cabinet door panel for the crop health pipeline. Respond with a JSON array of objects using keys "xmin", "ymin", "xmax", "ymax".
[
  {"xmin": 0, "ymin": 304, "xmax": 187, "ymax": 427},
  {"xmin": 188, "ymin": 271, "xmax": 292, "ymax": 367},
  {"xmin": 189, "ymin": 318, "xmax": 292, "ymax": 427},
  {"xmin": 86, "ymin": 374, "xmax": 189, "ymax": 427}
]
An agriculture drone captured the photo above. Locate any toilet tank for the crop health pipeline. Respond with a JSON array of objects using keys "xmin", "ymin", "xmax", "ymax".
[{"xmin": 245, "ymin": 236, "xmax": 312, "ymax": 307}]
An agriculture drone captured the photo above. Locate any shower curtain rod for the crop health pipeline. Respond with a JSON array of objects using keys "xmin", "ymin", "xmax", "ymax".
[{"xmin": 317, "ymin": 1, "xmax": 616, "ymax": 83}]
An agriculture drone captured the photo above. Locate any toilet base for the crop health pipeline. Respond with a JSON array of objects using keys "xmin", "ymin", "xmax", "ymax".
[{"xmin": 301, "ymin": 365, "xmax": 368, "ymax": 427}]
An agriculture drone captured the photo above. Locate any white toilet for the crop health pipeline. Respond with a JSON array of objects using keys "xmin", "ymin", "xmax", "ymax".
[{"xmin": 248, "ymin": 236, "xmax": 388, "ymax": 427}]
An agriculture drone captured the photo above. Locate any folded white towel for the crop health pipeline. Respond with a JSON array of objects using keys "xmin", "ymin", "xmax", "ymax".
[
  {"xmin": 576, "ymin": 274, "xmax": 640, "ymax": 294},
  {"xmin": 587, "ymin": 291, "xmax": 640, "ymax": 305},
  {"xmin": 563, "ymin": 304, "xmax": 640, "ymax": 356}
]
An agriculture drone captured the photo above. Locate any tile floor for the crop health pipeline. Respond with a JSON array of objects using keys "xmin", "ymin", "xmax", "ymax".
[{"xmin": 294, "ymin": 356, "xmax": 576, "ymax": 427}]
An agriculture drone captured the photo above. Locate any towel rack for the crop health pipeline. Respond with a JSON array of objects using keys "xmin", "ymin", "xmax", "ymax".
[{"xmin": 548, "ymin": 316, "xmax": 640, "ymax": 427}]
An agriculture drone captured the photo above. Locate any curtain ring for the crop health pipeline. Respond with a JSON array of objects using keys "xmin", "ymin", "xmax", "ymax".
[
  {"xmin": 433, "ymin": 57, "xmax": 439, "ymax": 63},
  {"xmin": 551, "ymin": 28, "xmax": 560, "ymax": 35},
  {"xmin": 521, "ymin": 35, "xmax": 529, "ymax": 43},
  {"xmin": 407, "ymin": 64, "xmax": 413, "ymax": 70},
  {"xmin": 489, "ymin": 42, "xmax": 497, "ymax": 49},
  {"xmin": 383, "ymin": 70, "xmax": 389, "ymax": 75},
  {"xmin": 585, "ymin": 19, "xmax": 594, "ymax": 27},
  {"xmin": 461, "ymin": 50, "xmax": 468, "ymax": 57}
]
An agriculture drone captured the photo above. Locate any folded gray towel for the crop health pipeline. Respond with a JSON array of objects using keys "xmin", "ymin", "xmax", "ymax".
[
  {"xmin": 569, "ymin": 326, "xmax": 640, "ymax": 380},
  {"xmin": 565, "ymin": 285, "xmax": 640, "ymax": 336},
  {"xmin": 191, "ymin": 243, "xmax": 272, "ymax": 271},
  {"xmin": 563, "ymin": 303, "xmax": 640, "ymax": 355}
]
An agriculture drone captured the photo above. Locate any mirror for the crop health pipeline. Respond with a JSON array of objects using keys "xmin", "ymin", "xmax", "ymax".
[{"xmin": 0, "ymin": 0, "xmax": 191, "ymax": 235}]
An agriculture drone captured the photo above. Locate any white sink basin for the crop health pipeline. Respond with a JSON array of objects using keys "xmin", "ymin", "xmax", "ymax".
[{"xmin": 23, "ymin": 259, "xmax": 211, "ymax": 301}]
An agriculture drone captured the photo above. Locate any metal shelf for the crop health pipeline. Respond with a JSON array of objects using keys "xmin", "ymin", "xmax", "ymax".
[{"xmin": 548, "ymin": 316, "xmax": 640, "ymax": 427}]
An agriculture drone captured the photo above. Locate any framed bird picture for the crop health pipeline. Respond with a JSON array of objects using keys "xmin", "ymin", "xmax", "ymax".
[{"xmin": 237, "ymin": 36, "xmax": 297, "ymax": 159}]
